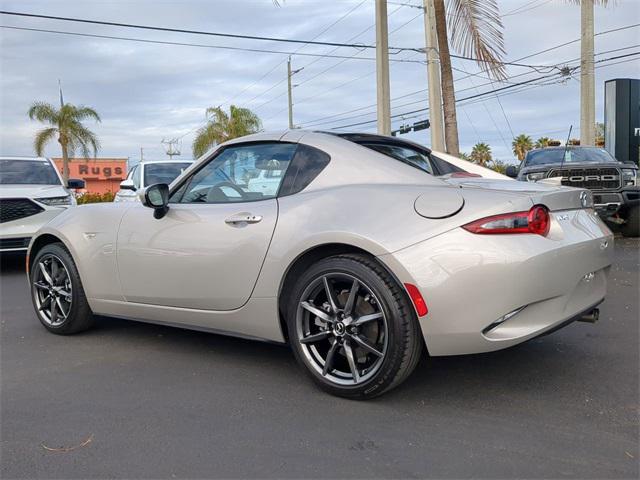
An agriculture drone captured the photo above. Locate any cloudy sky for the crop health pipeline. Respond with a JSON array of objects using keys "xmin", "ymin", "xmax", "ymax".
[{"xmin": 0, "ymin": 0, "xmax": 638, "ymax": 164}]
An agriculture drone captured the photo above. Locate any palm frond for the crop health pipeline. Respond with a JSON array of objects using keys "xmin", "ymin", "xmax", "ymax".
[
  {"xmin": 33, "ymin": 127, "xmax": 58, "ymax": 156},
  {"xmin": 74, "ymin": 106, "xmax": 102, "ymax": 123},
  {"xmin": 69, "ymin": 123, "xmax": 101, "ymax": 158},
  {"xmin": 192, "ymin": 123, "xmax": 223, "ymax": 159},
  {"xmin": 446, "ymin": 0, "xmax": 506, "ymax": 80},
  {"xmin": 28, "ymin": 102, "xmax": 59, "ymax": 124}
]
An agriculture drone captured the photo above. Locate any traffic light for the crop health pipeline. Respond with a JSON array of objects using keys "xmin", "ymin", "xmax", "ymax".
[{"xmin": 413, "ymin": 119, "xmax": 430, "ymax": 131}]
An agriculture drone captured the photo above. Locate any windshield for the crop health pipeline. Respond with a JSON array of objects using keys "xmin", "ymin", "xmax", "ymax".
[
  {"xmin": 144, "ymin": 162, "xmax": 191, "ymax": 186},
  {"xmin": 0, "ymin": 159, "xmax": 61, "ymax": 185},
  {"xmin": 525, "ymin": 147, "xmax": 617, "ymax": 167}
]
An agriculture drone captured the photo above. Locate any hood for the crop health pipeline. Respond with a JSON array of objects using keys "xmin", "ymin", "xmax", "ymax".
[
  {"xmin": 0, "ymin": 184, "xmax": 69, "ymax": 199},
  {"xmin": 520, "ymin": 161, "xmax": 631, "ymax": 173}
]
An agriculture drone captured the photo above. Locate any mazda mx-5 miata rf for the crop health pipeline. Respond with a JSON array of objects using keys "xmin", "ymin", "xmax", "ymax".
[{"xmin": 27, "ymin": 131, "xmax": 613, "ymax": 398}]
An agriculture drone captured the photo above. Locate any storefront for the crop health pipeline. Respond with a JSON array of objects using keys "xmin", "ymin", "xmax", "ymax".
[{"xmin": 52, "ymin": 158, "xmax": 128, "ymax": 194}]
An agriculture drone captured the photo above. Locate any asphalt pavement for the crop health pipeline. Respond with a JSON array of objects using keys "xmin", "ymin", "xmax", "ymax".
[{"xmin": 1, "ymin": 238, "xmax": 638, "ymax": 479}]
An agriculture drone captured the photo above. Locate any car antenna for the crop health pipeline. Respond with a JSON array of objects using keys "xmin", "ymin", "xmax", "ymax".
[{"xmin": 559, "ymin": 125, "xmax": 573, "ymax": 171}]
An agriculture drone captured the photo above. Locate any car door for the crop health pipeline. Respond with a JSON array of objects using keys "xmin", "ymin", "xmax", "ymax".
[{"xmin": 116, "ymin": 141, "xmax": 297, "ymax": 311}]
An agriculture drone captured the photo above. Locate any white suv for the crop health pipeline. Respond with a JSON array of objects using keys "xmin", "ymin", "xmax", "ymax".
[
  {"xmin": 0, "ymin": 157, "xmax": 84, "ymax": 252},
  {"xmin": 114, "ymin": 160, "xmax": 193, "ymax": 202}
]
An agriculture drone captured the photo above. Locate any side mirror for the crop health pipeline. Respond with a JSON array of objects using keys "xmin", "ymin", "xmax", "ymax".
[
  {"xmin": 67, "ymin": 178, "xmax": 85, "ymax": 189},
  {"xmin": 120, "ymin": 178, "xmax": 136, "ymax": 191},
  {"xmin": 142, "ymin": 183, "xmax": 170, "ymax": 219},
  {"xmin": 505, "ymin": 165, "xmax": 518, "ymax": 178}
]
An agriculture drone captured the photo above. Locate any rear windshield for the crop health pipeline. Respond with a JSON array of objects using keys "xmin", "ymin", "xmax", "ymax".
[
  {"xmin": 525, "ymin": 148, "xmax": 617, "ymax": 167},
  {"xmin": 0, "ymin": 159, "xmax": 61, "ymax": 185},
  {"xmin": 144, "ymin": 162, "xmax": 191, "ymax": 186}
]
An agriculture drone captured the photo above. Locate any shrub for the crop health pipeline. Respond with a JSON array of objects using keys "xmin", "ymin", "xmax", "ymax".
[{"xmin": 76, "ymin": 191, "xmax": 115, "ymax": 204}]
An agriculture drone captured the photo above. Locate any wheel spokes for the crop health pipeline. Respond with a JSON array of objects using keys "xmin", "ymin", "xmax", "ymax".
[
  {"xmin": 344, "ymin": 341, "xmax": 360, "ymax": 383},
  {"xmin": 50, "ymin": 298, "xmax": 58, "ymax": 323},
  {"xmin": 322, "ymin": 341, "xmax": 341, "ymax": 376},
  {"xmin": 322, "ymin": 276, "xmax": 340, "ymax": 313},
  {"xmin": 34, "ymin": 282, "xmax": 49, "ymax": 291},
  {"xmin": 300, "ymin": 301, "xmax": 334, "ymax": 324},
  {"xmin": 299, "ymin": 331, "xmax": 331, "ymax": 344},
  {"xmin": 351, "ymin": 334, "xmax": 383, "ymax": 357},
  {"xmin": 353, "ymin": 312, "xmax": 383, "ymax": 326},
  {"xmin": 344, "ymin": 279, "xmax": 359, "ymax": 316},
  {"xmin": 38, "ymin": 262, "xmax": 53, "ymax": 286}
]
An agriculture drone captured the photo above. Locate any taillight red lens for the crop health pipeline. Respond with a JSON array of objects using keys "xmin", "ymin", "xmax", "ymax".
[{"xmin": 462, "ymin": 205, "xmax": 550, "ymax": 236}]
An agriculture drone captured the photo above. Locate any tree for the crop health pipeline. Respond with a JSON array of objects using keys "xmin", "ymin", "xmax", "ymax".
[
  {"xmin": 512, "ymin": 134, "xmax": 533, "ymax": 161},
  {"xmin": 459, "ymin": 152, "xmax": 471, "ymax": 161},
  {"xmin": 489, "ymin": 159, "xmax": 508, "ymax": 174},
  {"xmin": 28, "ymin": 102, "xmax": 101, "ymax": 185},
  {"xmin": 470, "ymin": 142, "xmax": 492, "ymax": 166},
  {"xmin": 595, "ymin": 121, "xmax": 605, "ymax": 146},
  {"xmin": 192, "ymin": 105, "xmax": 262, "ymax": 158},
  {"xmin": 433, "ymin": 0, "xmax": 506, "ymax": 156},
  {"xmin": 535, "ymin": 137, "xmax": 551, "ymax": 149}
]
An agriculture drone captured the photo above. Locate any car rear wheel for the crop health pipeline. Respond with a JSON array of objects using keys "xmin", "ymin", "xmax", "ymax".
[
  {"xmin": 30, "ymin": 243, "xmax": 94, "ymax": 335},
  {"xmin": 286, "ymin": 254, "xmax": 423, "ymax": 399}
]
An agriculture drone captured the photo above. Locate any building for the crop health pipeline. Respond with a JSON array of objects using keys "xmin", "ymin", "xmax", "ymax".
[{"xmin": 52, "ymin": 158, "xmax": 128, "ymax": 194}]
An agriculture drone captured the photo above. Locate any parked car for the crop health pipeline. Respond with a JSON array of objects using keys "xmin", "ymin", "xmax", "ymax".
[
  {"xmin": 114, "ymin": 160, "xmax": 193, "ymax": 202},
  {"xmin": 27, "ymin": 131, "xmax": 613, "ymax": 399},
  {"xmin": 506, "ymin": 146, "xmax": 639, "ymax": 237},
  {"xmin": 0, "ymin": 156, "xmax": 84, "ymax": 252}
]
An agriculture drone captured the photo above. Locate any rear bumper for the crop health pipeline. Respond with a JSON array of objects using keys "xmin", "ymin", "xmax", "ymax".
[{"xmin": 380, "ymin": 208, "xmax": 614, "ymax": 356}]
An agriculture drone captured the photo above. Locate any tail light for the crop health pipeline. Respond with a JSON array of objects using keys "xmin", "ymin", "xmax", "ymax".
[{"xmin": 462, "ymin": 205, "xmax": 550, "ymax": 236}]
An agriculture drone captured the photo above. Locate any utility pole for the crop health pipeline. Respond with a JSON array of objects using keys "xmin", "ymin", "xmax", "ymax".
[
  {"xmin": 287, "ymin": 56, "xmax": 303, "ymax": 129},
  {"xmin": 161, "ymin": 138, "xmax": 181, "ymax": 159},
  {"xmin": 375, "ymin": 0, "xmax": 391, "ymax": 135},
  {"xmin": 140, "ymin": 147, "xmax": 144, "ymax": 162},
  {"xmin": 580, "ymin": 0, "xmax": 595, "ymax": 146},
  {"xmin": 423, "ymin": 0, "xmax": 444, "ymax": 151}
]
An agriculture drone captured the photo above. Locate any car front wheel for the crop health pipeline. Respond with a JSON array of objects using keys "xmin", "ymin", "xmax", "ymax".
[
  {"xmin": 286, "ymin": 254, "xmax": 423, "ymax": 399},
  {"xmin": 30, "ymin": 243, "xmax": 94, "ymax": 335}
]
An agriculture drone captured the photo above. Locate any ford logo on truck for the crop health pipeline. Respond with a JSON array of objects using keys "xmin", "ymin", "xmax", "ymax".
[{"xmin": 562, "ymin": 174, "xmax": 619, "ymax": 182}]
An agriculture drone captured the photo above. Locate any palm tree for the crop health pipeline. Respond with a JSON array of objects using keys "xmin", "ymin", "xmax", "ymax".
[
  {"xmin": 535, "ymin": 137, "xmax": 551, "ymax": 149},
  {"xmin": 433, "ymin": 0, "xmax": 506, "ymax": 156},
  {"xmin": 192, "ymin": 105, "xmax": 262, "ymax": 158},
  {"xmin": 470, "ymin": 142, "xmax": 492, "ymax": 166},
  {"xmin": 459, "ymin": 152, "xmax": 471, "ymax": 161},
  {"xmin": 512, "ymin": 134, "xmax": 533, "ymax": 161},
  {"xmin": 28, "ymin": 102, "xmax": 101, "ymax": 185}
]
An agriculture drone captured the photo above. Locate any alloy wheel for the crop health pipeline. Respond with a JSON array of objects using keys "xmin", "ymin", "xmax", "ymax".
[
  {"xmin": 32, "ymin": 254, "xmax": 73, "ymax": 326},
  {"xmin": 296, "ymin": 272, "xmax": 389, "ymax": 386}
]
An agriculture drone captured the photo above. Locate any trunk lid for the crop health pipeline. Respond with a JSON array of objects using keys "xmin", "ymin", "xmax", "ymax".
[{"xmin": 444, "ymin": 177, "xmax": 590, "ymax": 211}]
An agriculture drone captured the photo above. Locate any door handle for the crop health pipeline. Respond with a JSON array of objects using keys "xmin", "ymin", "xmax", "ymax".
[{"xmin": 225, "ymin": 213, "xmax": 263, "ymax": 225}]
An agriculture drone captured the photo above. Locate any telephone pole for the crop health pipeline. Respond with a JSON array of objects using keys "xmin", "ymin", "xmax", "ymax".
[
  {"xmin": 375, "ymin": 0, "xmax": 391, "ymax": 135},
  {"xmin": 161, "ymin": 138, "xmax": 181, "ymax": 159},
  {"xmin": 287, "ymin": 56, "xmax": 303, "ymax": 129},
  {"xmin": 287, "ymin": 57, "xmax": 294, "ymax": 129},
  {"xmin": 423, "ymin": 0, "xmax": 444, "ymax": 151},
  {"xmin": 580, "ymin": 0, "xmax": 595, "ymax": 146}
]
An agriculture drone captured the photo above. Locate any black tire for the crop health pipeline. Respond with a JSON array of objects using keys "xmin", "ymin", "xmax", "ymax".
[
  {"xmin": 30, "ymin": 243, "xmax": 95, "ymax": 335},
  {"xmin": 286, "ymin": 254, "xmax": 423, "ymax": 399},
  {"xmin": 621, "ymin": 206, "xmax": 640, "ymax": 237}
]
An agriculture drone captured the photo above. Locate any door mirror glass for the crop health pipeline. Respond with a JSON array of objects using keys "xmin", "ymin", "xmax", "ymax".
[
  {"xmin": 143, "ymin": 183, "xmax": 170, "ymax": 218},
  {"xmin": 67, "ymin": 178, "xmax": 85, "ymax": 189},
  {"xmin": 505, "ymin": 165, "xmax": 518, "ymax": 178},
  {"xmin": 120, "ymin": 178, "xmax": 136, "ymax": 191}
]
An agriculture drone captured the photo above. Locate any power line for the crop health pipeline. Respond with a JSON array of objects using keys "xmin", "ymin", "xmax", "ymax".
[
  {"xmin": 0, "ymin": 25, "xmax": 425, "ymax": 64},
  {"xmin": 0, "ymin": 10, "xmax": 420, "ymax": 53}
]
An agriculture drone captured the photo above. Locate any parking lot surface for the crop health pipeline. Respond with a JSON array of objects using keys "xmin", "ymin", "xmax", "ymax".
[{"xmin": 1, "ymin": 238, "xmax": 638, "ymax": 479}]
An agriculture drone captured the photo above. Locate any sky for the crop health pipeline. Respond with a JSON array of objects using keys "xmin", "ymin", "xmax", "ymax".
[{"xmin": 0, "ymin": 0, "xmax": 638, "ymax": 165}]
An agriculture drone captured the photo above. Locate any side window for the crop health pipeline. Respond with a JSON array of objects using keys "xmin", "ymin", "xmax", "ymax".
[
  {"xmin": 362, "ymin": 143, "xmax": 433, "ymax": 174},
  {"xmin": 132, "ymin": 165, "xmax": 142, "ymax": 188},
  {"xmin": 171, "ymin": 143, "xmax": 296, "ymax": 204}
]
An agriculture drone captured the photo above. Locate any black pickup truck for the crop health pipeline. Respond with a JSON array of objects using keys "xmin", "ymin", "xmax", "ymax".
[{"xmin": 506, "ymin": 146, "xmax": 639, "ymax": 237}]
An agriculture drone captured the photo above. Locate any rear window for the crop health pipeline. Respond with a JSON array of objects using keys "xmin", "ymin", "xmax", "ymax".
[
  {"xmin": 360, "ymin": 143, "xmax": 434, "ymax": 174},
  {"xmin": 0, "ymin": 159, "xmax": 61, "ymax": 185}
]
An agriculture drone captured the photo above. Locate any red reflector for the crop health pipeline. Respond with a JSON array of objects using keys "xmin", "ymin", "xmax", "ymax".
[
  {"xmin": 462, "ymin": 204, "xmax": 550, "ymax": 236},
  {"xmin": 404, "ymin": 283, "xmax": 428, "ymax": 317}
]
